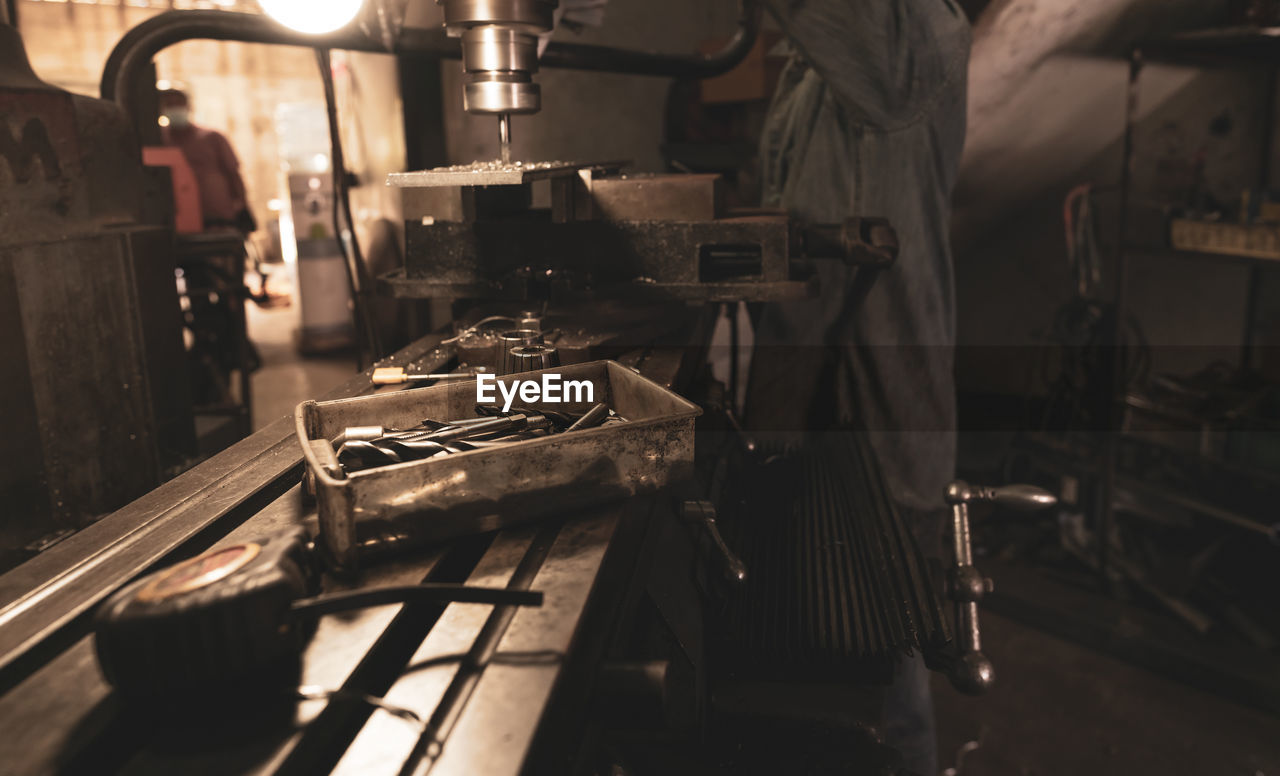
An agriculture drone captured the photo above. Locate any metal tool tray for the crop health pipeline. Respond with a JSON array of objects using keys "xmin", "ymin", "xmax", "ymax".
[{"xmin": 297, "ymin": 360, "xmax": 700, "ymax": 570}]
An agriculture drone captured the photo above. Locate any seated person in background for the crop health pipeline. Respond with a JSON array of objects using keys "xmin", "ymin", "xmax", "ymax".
[{"xmin": 159, "ymin": 87, "xmax": 256, "ymax": 236}]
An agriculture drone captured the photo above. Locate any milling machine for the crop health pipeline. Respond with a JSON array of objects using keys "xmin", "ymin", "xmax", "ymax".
[{"xmin": 0, "ymin": 3, "xmax": 1049, "ymax": 774}]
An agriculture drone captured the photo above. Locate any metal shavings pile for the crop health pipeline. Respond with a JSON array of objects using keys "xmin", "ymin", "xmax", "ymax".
[{"xmin": 429, "ymin": 160, "xmax": 573, "ymax": 174}]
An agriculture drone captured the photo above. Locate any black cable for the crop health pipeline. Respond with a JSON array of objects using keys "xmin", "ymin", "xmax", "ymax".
[
  {"xmin": 316, "ymin": 47, "xmax": 383, "ymax": 368},
  {"xmin": 728, "ymin": 302, "xmax": 740, "ymax": 417},
  {"xmin": 290, "ymin": 585, "xmax": 543, "ymax": 618},
  {"xmin": 295, "ymin": 686, "xmax": 425, "ymax": 727}
]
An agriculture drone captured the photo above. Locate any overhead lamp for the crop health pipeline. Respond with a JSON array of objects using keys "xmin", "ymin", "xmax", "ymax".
[{"xmin": 259, "ymin": 0, "xmax": 364, "ymax": 35}]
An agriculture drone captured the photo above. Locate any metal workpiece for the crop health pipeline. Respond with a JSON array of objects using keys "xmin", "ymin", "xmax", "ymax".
[
  {"xmin": 937, "ymin": 480, "xmax": 1057, "ymax": 695},
  {"xmin": 389, "ymin": 159, "xmax": 625, "ymax": 189},
  {"xmin": 395, "ymin": 166, "xmax": 714, "ymax": 217},
  {"xmin": 298, "ymin": 361, "xmax": 701, "ymax": 570}
]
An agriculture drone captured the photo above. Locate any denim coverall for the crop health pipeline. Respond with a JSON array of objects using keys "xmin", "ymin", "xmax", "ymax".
[{"xmin": 748, "ymin": 2, "xmax": 972, "ymax": 772}]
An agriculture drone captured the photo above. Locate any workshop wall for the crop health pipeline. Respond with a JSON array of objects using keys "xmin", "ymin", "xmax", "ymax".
[
  {"xmin": 952, "ymin": 0, "xmax": 1279, "ymax": 402},
  {"xmin": 956, "ymin": 64, "xmax": 1272, "ymax": 397}
]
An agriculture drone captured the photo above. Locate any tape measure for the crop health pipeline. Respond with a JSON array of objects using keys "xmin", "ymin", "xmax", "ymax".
[
  {"xmin": 94, "ymin": 529, "xmax": 318, "ymax": 698},
  {"xmin": 93, "ymin": 528, "xmax": 543, "ymax": 698}
]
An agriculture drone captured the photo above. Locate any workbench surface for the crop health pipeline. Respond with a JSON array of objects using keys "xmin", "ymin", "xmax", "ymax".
[{"xmin": 0, "ymin": 329, "xmax": 704, "ymax": 775}]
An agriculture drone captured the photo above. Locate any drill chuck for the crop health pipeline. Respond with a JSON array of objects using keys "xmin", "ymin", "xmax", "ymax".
[{"xmin": 440, "ymin": 0, "xmax": 558, "ymax": 115}]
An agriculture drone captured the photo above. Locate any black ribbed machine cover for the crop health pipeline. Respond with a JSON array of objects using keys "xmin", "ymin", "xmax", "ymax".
[{"xmin": 715, "ymin": 431, "xmax": 950, "ymax": 682}]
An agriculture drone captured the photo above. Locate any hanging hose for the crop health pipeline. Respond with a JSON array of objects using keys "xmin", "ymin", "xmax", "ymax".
[{"xmin": 317, "ymin": 47, "xmax": 383, "ymax": 369}]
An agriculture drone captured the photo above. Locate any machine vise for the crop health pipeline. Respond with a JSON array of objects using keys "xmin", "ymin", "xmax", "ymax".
[{"xmin": 382, "ymin": 160, "xmax": 899, "ymax": 303}]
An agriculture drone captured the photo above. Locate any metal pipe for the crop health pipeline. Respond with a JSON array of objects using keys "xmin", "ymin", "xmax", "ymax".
[
  {"xmin": 1100, "ymin": 50, "xmax": 1145, "ymax": 592},
  {"xmin": 101, "ymin": 4, "xmax": 758, "ymax": 119},
  {"xmin": 102, "ymin": 12, "xmax": 450, "ymax": 117}
]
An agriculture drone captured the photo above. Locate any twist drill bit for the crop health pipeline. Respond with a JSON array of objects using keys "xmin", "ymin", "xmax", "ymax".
[{"xmin": 498, "ymin": 112, "xmax": 512, "ymax": 164}]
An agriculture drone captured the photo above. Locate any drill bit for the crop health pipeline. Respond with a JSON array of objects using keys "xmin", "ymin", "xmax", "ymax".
[{"xmin": 498, "ymin": 112, "xmax": 512, "ymax": 164}]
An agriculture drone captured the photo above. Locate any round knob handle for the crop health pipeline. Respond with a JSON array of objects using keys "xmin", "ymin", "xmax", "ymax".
[{"xmin": 949, "ymin": 652, "xmax": 995, "ymax": 696}]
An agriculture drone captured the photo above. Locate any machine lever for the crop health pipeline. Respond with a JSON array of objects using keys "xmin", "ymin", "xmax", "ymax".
[
  {"xmin": 936, "ymin": 480, "xmax": 1057, "ymax": 695},
  {"xmin": 680, "ymin": 500, "xmax": 747, "ymax": 586},
  {"xmin": 955, "ymin": 482, "xmax": 1057, "ymax": 511}
]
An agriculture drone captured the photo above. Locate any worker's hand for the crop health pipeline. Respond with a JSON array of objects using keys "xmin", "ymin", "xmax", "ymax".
[
  {"xmin": 234, "ymin": 208, "xmax": 258, "ymax": 235},
  {"xmin": 539, "ymin": 0, "xmax": 608, "ymax": 54},
  {"xmin": 558, "ymin": 0, "xmax": 608, "ymax": 28}
]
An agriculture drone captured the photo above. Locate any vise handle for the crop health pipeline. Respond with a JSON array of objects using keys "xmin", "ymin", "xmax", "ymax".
[
  {"xmin": 800, "ymin": 217, "xmax": 899, "ymax": 268},
  {"xmin": 680, "ymin": 500, "xmax": 747, "ymax": 587}
]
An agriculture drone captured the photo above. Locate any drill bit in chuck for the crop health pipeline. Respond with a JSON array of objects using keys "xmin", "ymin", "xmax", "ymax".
[{"xmin": 498, "ymin": 113, "xmax": 512, "ymax": 164}]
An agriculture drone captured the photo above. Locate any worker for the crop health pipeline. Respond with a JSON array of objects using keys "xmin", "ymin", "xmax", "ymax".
[
  {"xmin": 745, "ymin": 2, "xmax": 972, "ymax": 774},
  {"xmin": 158, "ymin": 86, "xmax": 265, "ymax": 401},
  {"xmin": 158, "ymin": 88, "xmax": 257, "ymax": 236}
]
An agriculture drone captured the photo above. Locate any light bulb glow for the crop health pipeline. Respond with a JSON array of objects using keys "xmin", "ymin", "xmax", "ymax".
[{"xmin": 260, "ymin": 0, "xmax": 363, "ymax": 34}]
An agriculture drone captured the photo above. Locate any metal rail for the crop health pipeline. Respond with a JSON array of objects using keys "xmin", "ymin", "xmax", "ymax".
[{"xmin": 0, "ymin": 336, "xmax": 451, "ymax": 693}]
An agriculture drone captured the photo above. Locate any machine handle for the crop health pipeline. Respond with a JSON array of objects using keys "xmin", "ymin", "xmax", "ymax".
[
  {"xmin": 680, "ymin": 500, "xmax": 747, "ymax": 586},
  {"xmin": 946, "ymin": 481, "xmax": 1057, "ymax": 511},
  {"xmin": 937, "ymin": 480, "xmax": 1058, "ymax": 695}
]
